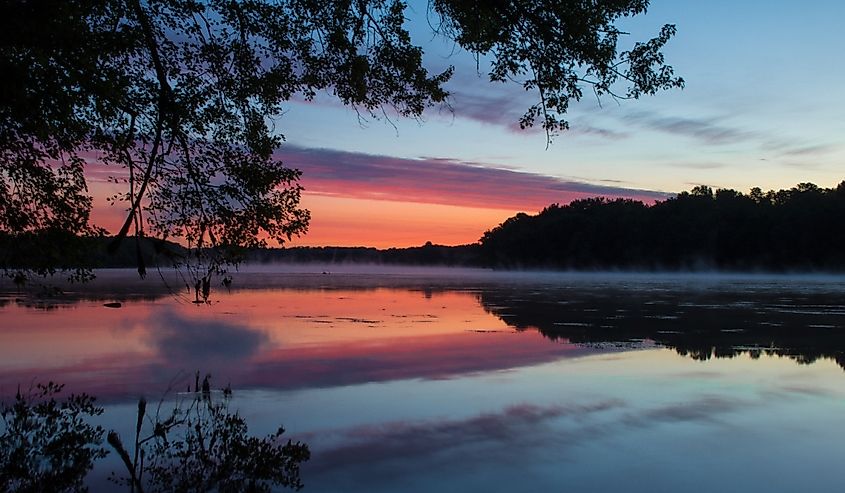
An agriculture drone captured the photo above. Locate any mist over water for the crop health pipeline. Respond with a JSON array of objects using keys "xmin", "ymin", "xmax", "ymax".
[{"xmin": 2, "ymin": 267, "xmax": 845, "ymax": 492}]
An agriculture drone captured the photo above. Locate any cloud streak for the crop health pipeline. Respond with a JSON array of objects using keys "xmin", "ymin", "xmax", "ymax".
[
  {"xmin": 777, "ymin": 143, "xmax": 837, "ymax": 157},
  {"xmin": 624, "ymin": 112, "xmax": 756, "ymax": 145},
  {"xmin": 440, "ymin": 69, "xmax": 629, "ymax": 139},
  {"xmin": 279, "ymin": 146, "xmax": 670, "ymax": 211},
  {"xmin": 623, "ymin": 111, "xmax": 840, "ymax": 164}
]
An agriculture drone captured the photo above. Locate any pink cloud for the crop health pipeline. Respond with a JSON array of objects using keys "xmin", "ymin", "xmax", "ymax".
[{"xmin": 279, "ymin": 146, "xmax": 669, "ymax": 211}]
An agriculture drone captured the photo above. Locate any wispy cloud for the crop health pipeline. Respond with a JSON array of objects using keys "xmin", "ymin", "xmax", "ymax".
[
  {"xmin": 669, "ymin": 161, "xmax": 728, "ymax": 170},
  {"xmin": 624, "ymin": 112, "xmax": 756, "ymax": 145},
  {"xmin": 777, "ymin": 143, "xmax": 837, "ymax": 157},
  {"xmin": 448, "ymin": 84, "xmax": 629, "ymax": 139},
  {"xmin": 447, "ymin": 87, "xmax": 532, "ymax": 133},
  {"xmin": 279, "ymin": 146, "xmax": 670, "ymax": 210},
  {"xmin": 624, "ymin": 111, "xmax": 840, "ymax": 166}
]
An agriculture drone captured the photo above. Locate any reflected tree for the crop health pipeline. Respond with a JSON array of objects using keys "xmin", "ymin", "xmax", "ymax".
[
  {"xmin": 108, "ymin": 385, "xmax": 309, "ymax": 492},
  {"xmin": 1, "ymin": 379, "xmax": 309, "ymax": 492},
  {"xmin": 0, "ymin": 382, "xmax": 107, "ymax": 492},
  {"xmin": 478, "ymin": 284, "xmax": 845, "ymax": 370}
]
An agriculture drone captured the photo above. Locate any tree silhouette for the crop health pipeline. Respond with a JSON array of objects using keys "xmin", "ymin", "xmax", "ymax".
[
  {"xmin": 0, "ymin": 0, "xmax": 682, "ymax": 282},
  {"xmin": 480, "ymin": 181, "xmax": 845, "ymax": 270}
]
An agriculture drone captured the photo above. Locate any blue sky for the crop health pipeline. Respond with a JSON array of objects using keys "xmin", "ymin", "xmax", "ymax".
[{"xmin": 284, "ymin": 0, "xmax": 844, "ymax": 188}]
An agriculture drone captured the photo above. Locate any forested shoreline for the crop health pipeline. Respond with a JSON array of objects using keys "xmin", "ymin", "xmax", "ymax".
[
  {"xmin": 479, "ymin": 182, "xmax": 845, "ymax": 271},
  {"xmin": 3, "ymin": 182, "xmax": 844, "ymax": 275}
]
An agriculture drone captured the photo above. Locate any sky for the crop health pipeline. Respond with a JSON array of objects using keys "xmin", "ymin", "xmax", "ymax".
[{"xmin": 89, "ymin": 0, "xmax": 845, "ymax": 248}]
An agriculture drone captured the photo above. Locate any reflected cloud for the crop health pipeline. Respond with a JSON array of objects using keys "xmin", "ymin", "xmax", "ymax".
[
  {"xmin": 760, "ymin": 384, "xmax": 835, "ymax": 399},
  {"xmin": 307, "ymin": 393, "xmax": 756, "ymax": 487},
  {"xmin": 242, "ymin": 331, "xmax": 599, "ymax": 391},
  {"xmin": 146, "ymin": 309, "xmax": 269, "ymax": 364},
  {"xmin": 307, "ymin": 400, "xmax": 624, "ymax": 473},
  {"xmin": 0, "ymin": 315, "xmax": 604, "ymax": 402},
  {"xmin": 624, "ymin": 396, "xmax": 748, "ymax": 426}
]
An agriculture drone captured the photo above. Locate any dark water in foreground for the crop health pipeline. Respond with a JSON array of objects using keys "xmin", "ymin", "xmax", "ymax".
[{"xmin": 3, "ymin": 268, "xmax": 845, "ymax": 491}]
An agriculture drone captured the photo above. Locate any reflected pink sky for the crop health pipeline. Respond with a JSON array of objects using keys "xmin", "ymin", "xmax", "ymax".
[{"xmin": 0, "ymin": 286, "xmax": 597, "ymax": 401}]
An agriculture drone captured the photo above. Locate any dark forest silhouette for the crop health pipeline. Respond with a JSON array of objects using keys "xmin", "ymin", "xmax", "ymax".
[{"xmin": 480, "ymin": 181, "xmax": 845, "ymax": 271}]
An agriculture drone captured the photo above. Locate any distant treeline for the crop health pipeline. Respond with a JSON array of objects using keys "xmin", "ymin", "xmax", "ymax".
[
  {"xmin": 4, "ymin": 181, "xmax": 844, "ymax": 274},
  {"xmin": 0, "ymin": 234, "xmax": 483, "ymax": 272},
  {"xmin": 247, "ymin": 242, "xmax": 482, "ymax": 266},
  {"xmin": 479, "ymin": 182, "xmax": 845, "ymax": 270}
]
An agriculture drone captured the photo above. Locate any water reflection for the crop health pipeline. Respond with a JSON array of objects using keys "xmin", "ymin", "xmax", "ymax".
[
  {"xmin": 477, "ymin": 283, "xmax": 845, "ymax": 369},
  {"xmin": 4, "ymin": 270, "xmax": 845, "ymax": 492},
  {"xmin": 0, "ymin": 275, "xmax": 597, "ymax": 401},
  {"xmin": 3, "ymin": 271, "xmax": 845, "ymax": 403},
  {"xmin": 307, "ymin": 400, "xmax": 624, "ymax": 475}
]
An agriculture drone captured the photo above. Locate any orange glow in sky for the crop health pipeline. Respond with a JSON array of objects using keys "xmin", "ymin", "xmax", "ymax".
[
  {"xmin": 288, "ymin": 194, "xmax": 520, "ymax": 247},
  {"xmin": 83, "ymin": 141, "xmax": 671, "ymax": 248},
  {"xmin": 88, "ymin": 181, "xmax": 524, "ymax": 248}
]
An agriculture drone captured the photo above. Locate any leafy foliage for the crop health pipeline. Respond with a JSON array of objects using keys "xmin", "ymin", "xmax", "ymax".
[
  {"xmin": 0, "ymin": 382, "xmax": 107, "ymax": 493},
  {"xmin": 433, "ymin": 0, "xmax": 683, "ymax": 138},
  {"xmin": 480, "ymin": 181, "xmax": 845, "ymax": 270}
]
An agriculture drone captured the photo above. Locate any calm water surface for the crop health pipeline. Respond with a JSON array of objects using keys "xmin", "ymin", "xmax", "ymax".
[{"xmin": 2, "ymin": 267, "xmax": 845, "ymax": 492}]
